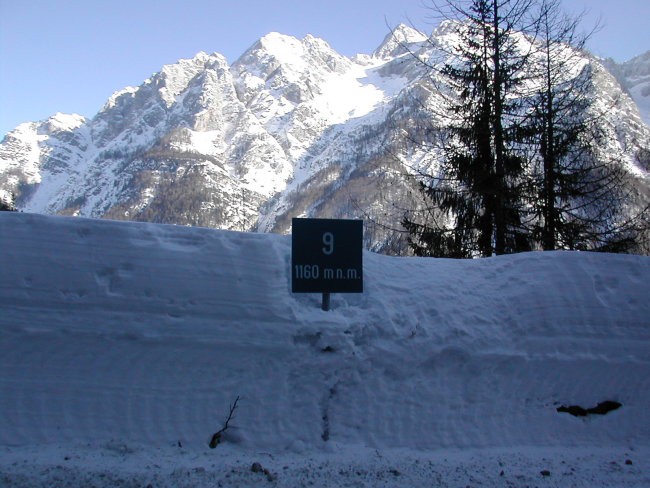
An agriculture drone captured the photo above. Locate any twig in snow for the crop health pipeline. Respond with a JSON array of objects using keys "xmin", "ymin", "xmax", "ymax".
[{"xmin": 209, "ymin": 396, "xmax": 240, "ymax": 448}]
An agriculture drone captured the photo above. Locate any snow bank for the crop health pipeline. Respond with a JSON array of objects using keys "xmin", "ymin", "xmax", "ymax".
[{"xmin": 1, "ymin": 212, "xmax": 649, "ymax": 485}]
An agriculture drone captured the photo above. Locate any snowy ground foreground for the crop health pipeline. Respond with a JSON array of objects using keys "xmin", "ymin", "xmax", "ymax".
[{"xmin": 1, "ymin": 212, "xmax": 649, "ymax": 487}]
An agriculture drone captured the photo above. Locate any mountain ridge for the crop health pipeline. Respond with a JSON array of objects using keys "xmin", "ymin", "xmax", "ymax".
[{"xmin": 1, "ymin": 25, "xmax": 648, "ymax": 253}]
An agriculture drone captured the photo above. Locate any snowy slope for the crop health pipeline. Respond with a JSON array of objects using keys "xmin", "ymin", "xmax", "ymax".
[
  {"xmin": 604, "ymin": 51, "xmax": 650, "ymax": 125},
  {"xmin": 1, "ymin": 27, "xmax": 648, "ymax": 255},
  {"xmin": 1, "ymin": 212, "xmax": 649, "ymax": 487}
]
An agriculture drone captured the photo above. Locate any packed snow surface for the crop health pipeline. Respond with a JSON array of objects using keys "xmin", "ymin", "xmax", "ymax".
[{"xmin": 1, "ymin": 212, "xmax": 649, "ymax": 487}]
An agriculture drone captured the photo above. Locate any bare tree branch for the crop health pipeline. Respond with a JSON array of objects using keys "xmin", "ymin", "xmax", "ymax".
[{"xmin": 208, "ymin": 396, "xmax": 240, "ymax": 449}]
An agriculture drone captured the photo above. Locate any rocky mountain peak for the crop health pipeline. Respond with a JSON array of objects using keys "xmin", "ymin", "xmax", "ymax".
[
  {"xmin": 235, "ymin": 31, "xmax": 350, "ymax": 78},
  {"xmin": 155, "ymin": 52, "xmax": 229, "ymax": 107},
  {"xmin": 602, "ymin": 50, "xmax": 650, "ymax": 125},
  {"xmin": 373, "ymin": 24, "xmax": 428, "ymax": 59},
  {"xmin": 41, "ymin": 113, "xmax": 87, "ymax": 133},
  {"xmin": 1, "ymin": 26, "xmax": 648, "ymax": 254}
]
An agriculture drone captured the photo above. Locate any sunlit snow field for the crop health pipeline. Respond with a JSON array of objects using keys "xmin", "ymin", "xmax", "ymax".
[{"xmin": 1, "ymin": 212, "xmax": 649, "ymax": 487}]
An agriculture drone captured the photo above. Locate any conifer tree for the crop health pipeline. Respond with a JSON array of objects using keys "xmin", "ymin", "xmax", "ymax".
[
  {"xmin": 402, "ymin": 0, "xmax": 648, "ymax": 256},
  {"xmin": 524, "ymin": 0, "xmax": 649, "ymax": 252},
  {"xmin": 403, "ymin": 0, "xmax": 533, "ymax": 257}
]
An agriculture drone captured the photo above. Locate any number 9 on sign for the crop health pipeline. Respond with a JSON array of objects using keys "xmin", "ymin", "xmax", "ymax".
[{"xmin": 322, "ymin": 232, "xmax": 334, "ymax": 255}]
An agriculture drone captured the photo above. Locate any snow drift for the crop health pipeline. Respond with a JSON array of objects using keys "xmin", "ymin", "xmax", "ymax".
[{"xmin": 1, "ymin": 212, "xmax": 649, "ymax": 485}]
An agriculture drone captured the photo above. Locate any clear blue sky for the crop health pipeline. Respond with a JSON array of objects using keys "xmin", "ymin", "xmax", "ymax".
[{"xmin": 1, "ymin": 0, "xmax": 648, "ymax": 137}]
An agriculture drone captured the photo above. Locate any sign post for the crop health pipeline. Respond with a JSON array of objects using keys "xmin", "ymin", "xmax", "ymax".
[{"xmin": 291, "ymin": 218, "xmax": 363, "ymax": 310}]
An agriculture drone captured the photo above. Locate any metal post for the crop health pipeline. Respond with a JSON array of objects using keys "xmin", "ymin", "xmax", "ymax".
[{"xmin": 322, "ymin": 292, "xmax": 330, "ymax": 311}]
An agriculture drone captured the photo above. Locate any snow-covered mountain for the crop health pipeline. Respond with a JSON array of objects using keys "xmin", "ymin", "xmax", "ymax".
[
  {"xmin": 603, "ymin": 51, "xmax": 650, "ymax": 125},
  {"xmin": 1, "ymin": 25, "xmax": 648, "ymax": 253}
]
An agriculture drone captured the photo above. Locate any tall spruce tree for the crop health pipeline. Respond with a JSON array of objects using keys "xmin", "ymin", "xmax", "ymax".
[
  {"xmin": 402, "ymin": 0, "xmax": 648, "ymax": 256},
  {"xmin": 524, "ymin": 0, "xmax": 649, "ymax": 252},
  {"xmin": 403, "ymin": 0, "xmax": 533, "ymax": 257}
]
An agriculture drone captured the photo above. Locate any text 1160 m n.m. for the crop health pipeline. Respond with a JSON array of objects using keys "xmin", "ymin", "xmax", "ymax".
[{"xmin": 293, "ymin": 264, "xmax": 360, "ymax": 281}]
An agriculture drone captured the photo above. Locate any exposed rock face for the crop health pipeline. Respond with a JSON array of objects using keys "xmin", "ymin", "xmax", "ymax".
[
  {"xmin": 603, "ymin": 51, "xmax": 650, "ymax": 125},
  {"xmin": 1, "ymin": 26, "xmax": 648, "ymax": 253}
]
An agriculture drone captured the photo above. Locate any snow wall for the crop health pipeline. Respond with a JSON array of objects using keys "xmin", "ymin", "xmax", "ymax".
[{"xmin": 1, "ymin": 212, "xmax": 649, "ymax": 452}]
